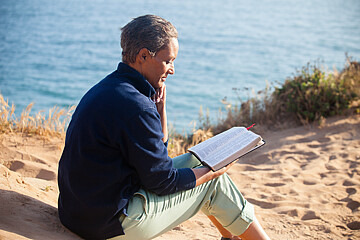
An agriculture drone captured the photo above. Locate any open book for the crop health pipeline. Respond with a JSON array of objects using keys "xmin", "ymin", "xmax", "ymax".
[{"xmin": 188, "ymin": 127, "xmax": 265, "ymax": 171}]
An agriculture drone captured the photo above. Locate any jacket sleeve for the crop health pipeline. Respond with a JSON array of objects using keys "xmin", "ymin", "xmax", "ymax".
[{"xmin": 123, "ymin": 107, "xmax": 196, "ymax": 195}]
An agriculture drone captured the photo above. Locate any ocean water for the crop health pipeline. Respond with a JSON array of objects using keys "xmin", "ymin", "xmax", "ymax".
[{"xmin": 1, "ymin": 0, "xmax": 360, "ymax": 132}]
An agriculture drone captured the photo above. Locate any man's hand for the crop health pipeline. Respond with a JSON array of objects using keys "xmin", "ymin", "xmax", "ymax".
[
  {"xmin": 192, "ymin": 161, "xmax": 237, "ymax": 186},
  {"xmin": 152, "ymin": 84, "xmax": 166, "ymax": 106},
  {"xmin": 152, "ymin": 84, "xmax": 168, "ymax": 142}
]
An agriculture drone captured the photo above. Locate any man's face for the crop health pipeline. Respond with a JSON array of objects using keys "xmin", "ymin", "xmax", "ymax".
[{"xmin": 142, "ymin": 38, "xmax": 178, "ymax": 89}]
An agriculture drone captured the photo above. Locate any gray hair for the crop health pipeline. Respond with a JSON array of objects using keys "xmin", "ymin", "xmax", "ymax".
[{"xmin": 120, "ymin": 15, "xmax": 178, "ymax": 64}]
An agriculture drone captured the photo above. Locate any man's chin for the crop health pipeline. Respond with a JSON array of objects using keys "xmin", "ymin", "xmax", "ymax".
[
  {"xmin": 157, "ymin": 81, "xmax": 165, "ymax": 88},
  {"xmin": 147, "ymin": 80, "xmax": 161, "ymax": 89}
]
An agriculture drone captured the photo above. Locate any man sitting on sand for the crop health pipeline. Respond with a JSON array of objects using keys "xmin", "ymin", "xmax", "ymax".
[{"xmin": 58, "ymin": 14, "xmax": 270, "ymax": 240}]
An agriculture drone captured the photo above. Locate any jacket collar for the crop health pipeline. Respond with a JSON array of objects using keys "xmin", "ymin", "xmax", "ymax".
[{"xmin": 116, "ymin": 62, "xmax": 156, "ymax": 98}]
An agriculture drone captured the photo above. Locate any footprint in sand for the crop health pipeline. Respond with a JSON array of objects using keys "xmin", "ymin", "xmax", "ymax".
[
  {"xmin": 325, "ymin": 163, "xmax": 337, "ymax": 170},
  {"xmin": 305, "ymin": 152, "xmax": 319, "ymax": 161},
  {"xmin": 279, "ymin": 209, "xmax": 299, "ymax": 217},
  {"xmin": 35, "ymin": 169, "xmax": 56, "ymax": 181},
  {"xmin": 346, "ymin": 187, "xmax": 357, "ymax": 195},
  {"xmin": 303, "ymin": 180, "xmax": 317, "ymax": 185},
  {"xmin": 347, "ymin": 200, "xmax": 360, "ymax": 212},
  {"xmin": 267, "ymin": 172, "xmax": 285, "ymax": 178},
  {"xmin": 317, "ymin": 137, "xmax": 331, "ymax": 143},
  {"xmin": 343, "ymin": 179, "xmax": 356, "ymax": 186},
  {"xmin": 264, "ymin": 183, "xmax": 286, "ymax": 187},
  {"xmin": 6, "ymin": 160, "xmax": 25, "ymax": 171},
  {"xmin": 297, "ymin": 137, "xmax": 313, "ymax": 143},
  {"xmin": 347, "ymin": 221, "xmax": 360, "ymax": 230},
  {"xmin": 301, "ymin": 211, "xmax": 320, "ymax": 221},
  {"xmin": 349, "ymin": 160, "xmax": 359, "ymax": 169},
  {"xmin": 5, "ymin": 159, "xmax": 56, "ymax": 181},
  {"xmin": 307, "ymin": 143, "xmax": 324, "ymax": 148},
  {"xmin": 246, "ymin": 197, "xmax": 278, "ymax": 209}
]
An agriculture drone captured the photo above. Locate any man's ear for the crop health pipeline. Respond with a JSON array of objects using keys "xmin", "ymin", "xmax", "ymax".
[{"xmin": 137, "ymin": 48, "xmax": 149, "ymax": 63}]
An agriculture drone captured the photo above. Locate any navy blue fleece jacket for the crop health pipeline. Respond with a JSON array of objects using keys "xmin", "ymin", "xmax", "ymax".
[{"xmin": 58, "ymin": 62, "xmax": 196, "ymax": 239}]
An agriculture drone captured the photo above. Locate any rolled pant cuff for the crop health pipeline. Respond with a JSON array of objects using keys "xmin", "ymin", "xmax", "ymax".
[{"xmin": 225, "ymin": 200, "xmax": 254, "ymax": 236}]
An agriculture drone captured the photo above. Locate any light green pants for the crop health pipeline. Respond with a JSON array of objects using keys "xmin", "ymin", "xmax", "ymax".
[{"xmin": 111, "ymin": 153, "xmax": 254, "ymax": 240}]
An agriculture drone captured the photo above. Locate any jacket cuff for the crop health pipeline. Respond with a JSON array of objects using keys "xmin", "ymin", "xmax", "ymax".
[{"xmin": 176, "ymin": 168, "xmax": 196, "ymax": 190}]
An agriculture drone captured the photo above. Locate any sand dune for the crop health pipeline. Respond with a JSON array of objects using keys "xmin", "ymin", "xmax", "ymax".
[{"xmin": 1, "ymin": 115, "xmax": 359, "ymax": 240}]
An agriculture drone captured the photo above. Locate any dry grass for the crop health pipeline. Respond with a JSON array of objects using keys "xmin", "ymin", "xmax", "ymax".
[
  {"xmin": 168, "ymin": 128, "xmax": 213, "ymax": 158},
  {"xmin": 0, "ymin": 95, "xmax": 16, "ymax": 133},
  {"xmin": 0, "ymin": 94, "xmax": 75, "ymax": 138}
]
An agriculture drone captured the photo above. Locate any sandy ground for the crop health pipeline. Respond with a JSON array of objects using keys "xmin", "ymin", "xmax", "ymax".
[{"xmin": 0, "ymin": 115, "xmax": 359, "ymax": 240}]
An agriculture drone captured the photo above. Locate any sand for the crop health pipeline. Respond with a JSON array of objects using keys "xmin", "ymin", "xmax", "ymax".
[{"xmin": 0, "ymin": 115, "xmax": 359, "ymax": 240}]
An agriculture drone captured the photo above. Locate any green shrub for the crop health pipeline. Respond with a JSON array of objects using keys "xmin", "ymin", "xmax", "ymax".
[
  {"xmin": 274, "ymin": 59, "xmax": 359, "ymax": 123},
  {"xmin": 199, "ymin": 57, "xmax": 360, "ymax": 137}
]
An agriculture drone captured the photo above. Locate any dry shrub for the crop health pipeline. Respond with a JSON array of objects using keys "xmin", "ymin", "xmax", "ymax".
[
  {"xmin": 0, "ymin": 95, "xmax": 16, "ymax": 133},
  {"xmin": 212, "ymin": 84, "xmax": 281, "ymax": 134},
  {"xmin": 337, "ymin": 58, "xmax": 360, "ymax": 106},
  {"xmin": 168, "ymin": 128, "xmax": 213, "ymax": 158},
  {"xmin": 0, "ymin": 94, "xmax": 75, "ymax": 137}
]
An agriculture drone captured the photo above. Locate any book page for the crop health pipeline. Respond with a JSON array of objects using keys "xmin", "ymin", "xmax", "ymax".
[
  {"xmin": 188, "ymin": 127, "xmax": 261, "ymax": 170},
  {"xmin": 207, "ymin": 132, "xmax": 259, "ymax": 163},
  {"xmin": 189, "ymin": 127, "xmax": 245, "ymax": 159}
]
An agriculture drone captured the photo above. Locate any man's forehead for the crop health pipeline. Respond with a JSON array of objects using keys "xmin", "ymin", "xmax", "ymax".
[{"xmin": 157, "ymin": 38, "xmax": 178, "ymax": 58}]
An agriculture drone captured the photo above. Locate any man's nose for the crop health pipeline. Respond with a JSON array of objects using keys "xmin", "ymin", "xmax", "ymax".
[{"xmin": 168, "ymin": 63, "xmax": 175, "ymax": 75}]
